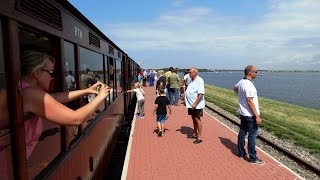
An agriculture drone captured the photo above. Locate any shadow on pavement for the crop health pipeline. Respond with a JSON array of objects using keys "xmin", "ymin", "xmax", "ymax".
[{"xmin": 218, "ymin": 137, "xmax": 238, "ymax": 156}]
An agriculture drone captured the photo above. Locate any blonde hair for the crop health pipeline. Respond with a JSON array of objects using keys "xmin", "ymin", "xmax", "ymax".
[
  {"xmin": 21, "ymin": 50, "xmax": 55, "ymax": 77},
  {"xmin": 134, "ymin": 82, "xmax": 140, "ymax": 88}
]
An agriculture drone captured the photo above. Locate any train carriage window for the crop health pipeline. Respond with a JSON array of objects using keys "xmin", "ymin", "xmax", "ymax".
[
  {"xmin": 63, "ymin": 41, "xmax": 78, "ymax": 143},
  {"xmin": 0, "ymin": 20, "xmax": 14, "ymax": 180},
  {"xmin": 79, "ymin": 47, "xmax": 105, "ymax": 129},
  {"xmin": 129, "ymin": 65, "xmax": 132, "ymax": 86},
  {"xmin": 131, "ymin": 65, "xmax": 134, "ymax": 82},
  {"xmin": 108, "ymin": 57, "xmax": 116, "ymax": 102},
  {"xmin": 19, "ymin": 28, "xmax": 61, "ymax": 179},
  {"xmin": 116, "ymin": 59, "xmax": 122, "ymax": 96},
  {"xmin": 64, "ymin": 41, "xmax": 76, "ymax": 92},
  {"xmin": 104, "ymin": 56, "xmax": 111, "ymax": 104},
  {"xmin": 0, "ymin": 21, "xmax": 8, "ymax": 133},
  {"xmin": 133, "ymin": 66, "xmax": 136, "ymax": 80}
]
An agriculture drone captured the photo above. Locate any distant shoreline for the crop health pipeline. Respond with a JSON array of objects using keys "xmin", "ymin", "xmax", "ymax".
[
  {"xmin": 202, "ymin": 69, "xmax": 320, "ymax": 72},
  {"xmin": 158, "ymin": 68, "xmax": 320, "ymax": 73}
]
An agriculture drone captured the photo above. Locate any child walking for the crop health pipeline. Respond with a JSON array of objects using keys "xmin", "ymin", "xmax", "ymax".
[
  {"xmin": 127, "ymin": 82, "xmax": 145, "ymax": 118},
  {"xmin": 153, "ymin": 88, "xmax": 172, "ymax": 137}
]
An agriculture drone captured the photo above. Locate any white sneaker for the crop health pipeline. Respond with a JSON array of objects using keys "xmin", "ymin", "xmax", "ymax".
[{"xmin": 250, "ymin": 158, "xmax": 265, "ymax": 165}]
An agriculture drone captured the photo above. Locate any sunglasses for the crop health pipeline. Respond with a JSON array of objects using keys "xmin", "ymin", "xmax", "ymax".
[
  {"xmin": 41, "ymin": 69, "xmax": 55, "ymax": 78},
  {"xmin": 252, "ymin": 71, "xmax": 258, "ymax": 74}
]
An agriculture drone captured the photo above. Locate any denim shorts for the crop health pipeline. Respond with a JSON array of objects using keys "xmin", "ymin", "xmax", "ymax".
[{"xmin": 157, "ymin": 114, "xmax": 167, "ymax": 123}]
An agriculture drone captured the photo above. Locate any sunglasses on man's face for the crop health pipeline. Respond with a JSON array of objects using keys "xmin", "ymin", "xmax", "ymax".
[{"xmin": 41, "ymin": 69, "xmax": 55, "ymax": 78}]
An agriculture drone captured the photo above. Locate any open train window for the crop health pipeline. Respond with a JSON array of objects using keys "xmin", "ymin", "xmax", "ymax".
[
  {"xmin": 79, "ymin": 47, "xmax": 105, "ymax": 129},
  {"xmin": 115, "ymin": 59, "xmax": 122, "ymax": 96},
  {"xmin": 19, "ymin": 28, "xmax": 61, "ymax": 179},
  {"xmin": 0, "ymin": 21, "xmax": 9, "ymax": 134},
  {"xmin": 0, "ymin": 19, "xmax": 14, "ymax": 180},
  {"xmin": 0, "ymin": 22, "xmax": 9, "ymax": 131},
  {"xmin": 63, "ymin": 41, "xmax": 76, "ymax": 92},
  {"xmin": 104, "ymin": 56, "xmax": 111, "ymax": 105},
  {"xmin": 63, "ymin": 41, "xmax": 78, "ymax": 144},
  {"xmin": 108, "ymin": 57, "xmax": 116, "ymax": 102}
]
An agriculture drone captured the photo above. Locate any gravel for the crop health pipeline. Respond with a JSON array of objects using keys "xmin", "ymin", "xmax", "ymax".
[{"xmin": 205, "ymin": 102, "xmax": 320, "ymax": 180}]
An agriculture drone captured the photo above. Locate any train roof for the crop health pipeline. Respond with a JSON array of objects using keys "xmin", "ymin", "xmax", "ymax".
[{"xmin": 55, "ymin": 0, "xmax": 127, "ymax": 56}]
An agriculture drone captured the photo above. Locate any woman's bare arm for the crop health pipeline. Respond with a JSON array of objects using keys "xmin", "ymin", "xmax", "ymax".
[
  {"xmin": 51, "ymin": 82, "xmax": 103, "ymax": 103},
  {"xmin": 23, "ymin": 84, "xmax": 110, "ymax": 126}
]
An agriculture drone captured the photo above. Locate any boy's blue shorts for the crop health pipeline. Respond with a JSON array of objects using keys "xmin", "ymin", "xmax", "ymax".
[{"xmin": 157, "ymin": 114, "xmax": 167, "ymax": 123}]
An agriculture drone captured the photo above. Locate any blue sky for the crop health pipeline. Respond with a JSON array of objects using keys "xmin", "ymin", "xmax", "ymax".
[{"xmin": 69, "ymin": 0, "xmax": 320, "ymax": 70}]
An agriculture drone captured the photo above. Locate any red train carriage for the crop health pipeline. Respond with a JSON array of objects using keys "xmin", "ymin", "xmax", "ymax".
[{"xmin": 0, "ymin": 0, "xmax": 139, "ymax": 179}]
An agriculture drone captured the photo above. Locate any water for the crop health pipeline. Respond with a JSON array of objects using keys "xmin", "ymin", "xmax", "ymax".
[{"xmin": 185, "ymin": 71, "xmax": 320, "ymax": 110}]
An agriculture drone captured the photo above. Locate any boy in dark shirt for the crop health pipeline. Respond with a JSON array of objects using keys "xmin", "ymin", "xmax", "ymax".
[{"xmin": 153, "ymin": 88, "xmax": 172, "ymax": 137}]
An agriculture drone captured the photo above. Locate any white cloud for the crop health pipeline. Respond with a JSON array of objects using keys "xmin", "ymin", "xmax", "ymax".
[
  {"xmin": 104, "ymin": 0, "xmax": 320, "ymax": 70},
  {"xmin": 171, "ymin": 0, "xmax": 185, "ymax": 7}
]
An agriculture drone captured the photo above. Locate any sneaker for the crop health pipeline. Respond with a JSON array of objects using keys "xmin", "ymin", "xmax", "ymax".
[
  {"xmin": 193, "ymin": 139, "xmax": 203, "ymax": 144},
  {"xmin": 239, "ymin": 154, "xmax": 247, "ymax": 159},
  {"xmin": 250, "ymin": 158, "xmax": 265, "ymax": 165},
  {"xmin": 187, "ymin": 135, "xmax": 197, "ymax": 139},
  {"xmin": 158, "ymin": 131, "xmax": 162, "ymax": 137}
]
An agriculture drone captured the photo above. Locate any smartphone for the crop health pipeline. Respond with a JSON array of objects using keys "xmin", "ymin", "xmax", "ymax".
[{"xmin": 96, "ymin": 86, "xmax": 101, "ymax": 92}]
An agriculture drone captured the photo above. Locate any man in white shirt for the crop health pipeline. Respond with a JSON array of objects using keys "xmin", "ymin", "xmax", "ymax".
[
  {"xmin": 65, "ymin": 70, "xmax": 75, "ymax": 91},
  {"xmin": 142, "ymin": 70, "xmax": 148, "ymax": 87},
  {"xmin": 185, "ymin": 68, "xmax": 205, "ymax": 144},
  {"xmin": 233, "ymin": 65, "xmax": 265, "ymax": 165}
]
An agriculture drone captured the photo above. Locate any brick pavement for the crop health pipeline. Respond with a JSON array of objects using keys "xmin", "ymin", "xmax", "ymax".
[{"xmin": 122, "ymin": 85, "xmax": 301, "ymax": 180}]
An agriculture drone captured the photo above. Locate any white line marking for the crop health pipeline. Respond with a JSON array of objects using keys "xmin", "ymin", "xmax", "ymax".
[{"xmin": 121, "ymin": 103, "xmax": 139, "ymax": 180}]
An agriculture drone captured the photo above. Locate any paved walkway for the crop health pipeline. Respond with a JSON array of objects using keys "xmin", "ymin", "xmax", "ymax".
[{"xmin": 122, "ymin": 85, "xmax": 301, "ymax": 180}]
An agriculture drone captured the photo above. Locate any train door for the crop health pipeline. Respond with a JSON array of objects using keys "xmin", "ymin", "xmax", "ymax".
[{"xmin": 18, "ymin": 27, "xmax": 62, "ymax": 179}]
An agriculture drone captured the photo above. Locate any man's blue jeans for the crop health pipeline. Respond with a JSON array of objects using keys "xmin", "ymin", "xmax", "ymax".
[
  {"xmin": 167, "ymin": 87, "xmax": 173, "ymax": 103},
  {"xmin": 173, "ymin": 88, "xmax": 179, "ymax": 105},
  {"xmin": 168, "ymin": 88, "xmax": 179, "ymax": 105},
  {"xmin": 238, "ymin": 115, "xmax": 258, "ymax": 160}
]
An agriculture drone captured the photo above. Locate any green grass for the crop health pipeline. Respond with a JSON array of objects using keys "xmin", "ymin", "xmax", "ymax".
[{"xmin": 205, "ymin": 84, "xmax": 320, "ymax": 154}]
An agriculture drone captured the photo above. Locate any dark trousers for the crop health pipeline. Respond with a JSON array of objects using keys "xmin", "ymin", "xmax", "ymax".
[
  {"xmin": 238, "ymin": 115, "xmax": 258, "ymax": 160},
  {"xmin": 137, "ymin": 99, "xmax": 145, "ymax": 116},
  {"xmin": 149, "ymin": 77, "xmax": 155, "ymax": 86},
  {"xmin": 169, "ymin": 88, "xmax": 179, "ymax": 105},
  {"xmin": 142, "ymin": 78, "xmax": 147, "ymax": 86}
]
